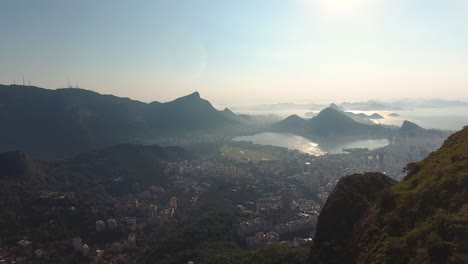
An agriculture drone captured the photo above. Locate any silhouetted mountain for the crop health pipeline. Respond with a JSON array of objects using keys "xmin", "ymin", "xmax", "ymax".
[
  {"xmin": 0, "ymin": 85, "xmax": 239, "ymax": 158},
  {"xmin": 148, "ymin": 91, "xmax": 236, "ymax": 133},
  {"xmin": 306, "ymin": 107, "xmax": 387, "ymax": 138},
  {"xmin": 271, "ymin": 114, "xmax": 306, "ymax": 132},
  {"xmin": 221, "ymin": 107, "xmax": 239, "ymax": 119},
  {"xmin": 340, "ymin": 101, "xmax": 403, "ymax": 111},
  {"xmin": 369, "ymin": 113, "xmax": 384, "ymax": 119},
  {"xmin": 399, "ymin": 120, "xmax": 426, "ymax": 136},
  {"xmin": 310, "ymin": 173, "xmax": 397, "ymax": 264},
  {"xmin": 388, "ymin": 113, "xmax": 400, "ymax": 117},
  {"xmin": 329, "ymin": 103, "xmax": 344, "ymax": 111},
  {"xmin": 271, "ymin": 107, "xmax": 389, "ymax": 138}
]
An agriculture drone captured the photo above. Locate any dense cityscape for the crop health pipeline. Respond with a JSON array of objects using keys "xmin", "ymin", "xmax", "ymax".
[{"xmin": 0, "ymin": 124, "xmax": 448, "ymax": 263}]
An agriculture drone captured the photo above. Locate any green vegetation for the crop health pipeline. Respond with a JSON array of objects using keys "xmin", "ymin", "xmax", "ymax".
[
  {"xmin": 220, "ymin": 144, "xmax": 279, "ymax": 163},
  {"xmin": 350, "ymin": 127, "xmax": 468, "ymax": 264}
]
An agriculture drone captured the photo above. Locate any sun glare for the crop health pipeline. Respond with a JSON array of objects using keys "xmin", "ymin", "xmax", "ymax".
[
  {"xmin": 318, "ymin": 0, "xmax": 366, "ymax": 11},
  {"xmin": 307, "ymin": 0, "xmax": 378, "ymax": 18}
]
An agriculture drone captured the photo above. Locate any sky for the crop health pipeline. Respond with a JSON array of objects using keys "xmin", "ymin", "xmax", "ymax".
[{"xmin": 1, "ymin": 0, "xmax": 468, "ymax": 106}]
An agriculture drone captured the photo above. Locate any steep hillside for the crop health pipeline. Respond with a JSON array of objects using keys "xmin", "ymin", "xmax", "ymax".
[
  {"xmin": 348, "ymin": 127, "xmax": 468, "ymax": 263},
  {"xmin": 0, "ymin": 144, "xmax": 191, "ymax": 243},
  {"xmin": 310, "ymin": 173, "xmax": 397, "ymax": 264}
]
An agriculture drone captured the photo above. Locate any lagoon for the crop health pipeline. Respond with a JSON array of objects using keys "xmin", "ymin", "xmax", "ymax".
[{"xmin": 233, "ymin": 132, "xmax": 390, "ymax": 155}]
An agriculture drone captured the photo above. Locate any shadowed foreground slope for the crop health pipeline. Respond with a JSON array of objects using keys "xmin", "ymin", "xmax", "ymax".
[{"xmin": 310, "ymin": 126, "xmax": 468, "ymax": 264}]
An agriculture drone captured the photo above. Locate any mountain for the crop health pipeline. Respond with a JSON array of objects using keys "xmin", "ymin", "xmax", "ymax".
[
  {"xmin": 311, "ymin": 173, "xmax": 397, "ymax": 264},
  {"xmin": 221, "ymin": 107, "xmax": 240, "ymax": 120},
  {"xmin": 305, "ymin": 107, "xmax": 387, "ymax": 138},
  {"xmin": 310, "ymin": 126, "xmax": 468, "ymax": 264},
  {"xmin": 0, "ymin": 85, "xmax": 238, "ymax": 158},
  {"xmin": 348, "ymin": 126, "xmax": 468, "ymax": 263},
  {"xmin": 340, "ymin": 101, "xmax": 403, "ymax": 111},
  {"xmin": 271, "ymin": 114, "xmax": 307, "ymax": 132},
  {"xmin": 329, "ymin": 103, "xmax": 345, "ymax": 111},
  {"xmin": 399, "ymin": 120, "xmax": 426, "ymax": 136},
  {"xmin": 369, "ymin": 113, "xmax": 384, "ymax": 119},
  {"xmin": 271, "ymin": 107, "xmax": 390, "ymax": 138},
  {"xmin": 148, "ymin": 91, "xmax": 237, "ymax": 133}
]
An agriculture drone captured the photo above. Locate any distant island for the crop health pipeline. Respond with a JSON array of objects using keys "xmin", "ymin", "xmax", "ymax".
[{"xmin": 369, "ymin": 113, "xmax": 384, "ymax": 119}]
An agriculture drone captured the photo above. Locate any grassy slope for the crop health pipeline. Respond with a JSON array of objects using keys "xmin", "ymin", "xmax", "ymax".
[{"xmin": 350, "ymin": 127, "xmax": 468, "ymax": 264}]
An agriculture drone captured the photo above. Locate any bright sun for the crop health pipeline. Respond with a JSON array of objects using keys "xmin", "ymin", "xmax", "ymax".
[
  {"xmin": 308, "ymin": 0, "xmax": 377, "ymax": 18},
  {"xmin": 318, "ymin": 0, "xmax": 366, "ymax": 11}
]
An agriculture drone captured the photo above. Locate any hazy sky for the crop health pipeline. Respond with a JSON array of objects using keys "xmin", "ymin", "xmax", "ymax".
[{"xmin": 1, "ymin": 0, "xmax": 468, "ymax": 105}]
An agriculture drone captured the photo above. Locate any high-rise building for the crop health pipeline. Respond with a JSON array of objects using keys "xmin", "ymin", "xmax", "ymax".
[
  {"xmin": 107, "ymin": 218, "xmax": 117, "ymax": 231},
  {"xmin": 17, "ymin": 240, "xmax": 32, "ymax": 257},
  {"xmin": 170, "ymin": 197, "xmax": 177, "ymax": 210},
  {"xmin": 149, "ymin": 204, "xmax": 158, "ymax": 217},
  {"xmin": 132, "ymin": 183, "xmax": 141, "ymax": 193},
  {"xmin": 96, "ymin": 220, "xmax": 106, "ymax": 232}
]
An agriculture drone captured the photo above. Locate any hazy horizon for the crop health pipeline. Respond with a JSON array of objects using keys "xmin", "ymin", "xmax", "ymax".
[{"xmin": 2, "ymin": 0, "xmax": 468, "ymax": 105}]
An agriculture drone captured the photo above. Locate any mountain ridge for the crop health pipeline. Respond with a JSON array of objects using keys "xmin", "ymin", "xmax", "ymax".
[{"xmin": 0, "ymin": 84, "xmax": 240, "ymax": 159}]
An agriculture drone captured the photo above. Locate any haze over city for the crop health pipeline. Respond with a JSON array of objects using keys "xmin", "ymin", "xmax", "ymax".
[
  {"xmin": 2, "ymin": 0, "xmax": 468, "ymax": 105},
  {"xmin": 2, "ymin": 1, "xmax": 468, "ymax": 264}
]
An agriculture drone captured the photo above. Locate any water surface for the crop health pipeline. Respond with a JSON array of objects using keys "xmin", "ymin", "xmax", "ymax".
[{"xmin": 233, "ymin": 132, "xmax": 390, "ymax": 155}]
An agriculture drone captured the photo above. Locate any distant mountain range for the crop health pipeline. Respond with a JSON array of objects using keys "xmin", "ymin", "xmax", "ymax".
[
  {"xmin": 233, "ymin": 99, "xmax": 468, "ymax": 113},
  {"xmin": 0, "ymin": 84, "xmax": 456, "ymax": 159},
  {"xmin": 272, "ymin": 105, "xmax": 450, "ymax": 140},
  {"xmin": 0, "ymin": 85, "xmax": 248, "ymax": 158},
  {"xmin": 272, "ymin": 107, "xmax": 393, "ymax": 139}
]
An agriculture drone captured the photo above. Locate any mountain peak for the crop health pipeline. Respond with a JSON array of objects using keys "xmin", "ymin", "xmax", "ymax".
[
  {"xmin": 329, "ymin": 103, "xmax": 342, "ymax": 111},
  {"xmin": 171, "ymin": 91, "xmax": 203, "ymax": 103},
  {"xmin": 187, "ymin": 91, "xmax": 200, "ymax": 98},
  {"xmin": 271, "ymin": 114, "xmax": 306, "ymax": 131},
  {"xmin": 285, "ymin": 114, "xmax": 304, "ymax": 121},
  {"xmin": 400, "ymin": 120, "xmax": 425, "ymax": 136},
  {"xmin": 317, "ymin": 107, "xmax": 347, "ymax": 118},
  {"xmin": 223, "ymin": 107, "xmax": 235, "ymax": 114}
]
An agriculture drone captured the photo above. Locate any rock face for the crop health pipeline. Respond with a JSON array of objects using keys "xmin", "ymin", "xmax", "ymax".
[
  {"xmin": 310, "ymin": 173, "xmax": 397, "ymax": 264},
  {"xmin": 310, "ymin": 126, "xmax": 468, "ymax": 264}
]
